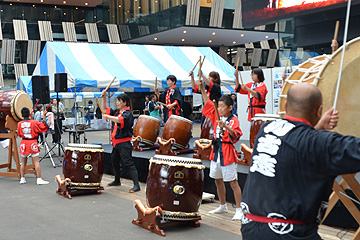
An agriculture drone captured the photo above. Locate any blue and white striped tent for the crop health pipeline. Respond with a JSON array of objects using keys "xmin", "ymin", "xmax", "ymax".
[{"xmin": 32, "ymin": 41, "xmax": 236, "ymax": 93}]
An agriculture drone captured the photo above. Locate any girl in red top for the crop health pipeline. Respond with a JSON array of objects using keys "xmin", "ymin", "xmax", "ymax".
[
  {"xmin": 17, "ymin": 107, "xmax": 49, "ymax": 185},
  {"xmin": 199, "ymin": 78, "xmax": 243, "ymax": 221},
  {"xmin": 234, "ymin": 68, "xmax": 268, "ymax": 121}
]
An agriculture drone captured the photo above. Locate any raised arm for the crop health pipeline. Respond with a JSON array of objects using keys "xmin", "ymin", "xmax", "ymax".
[
  {"xmin": 234, "ymin": 69, "xmax": 240, "ymax": 91},
  {"xmin": 198, "ymin": 79, "xmax": 209, "ymax": 105},
  {"xmin": 201, "ymin": 71, "xmax": 211, "ymax": 86},
  {"xmin": 190, "ymin": 70, "xmax": 196, "ymax": 90},
  {"xmin": 100, "ymin": 89, "xmax": 107, "ymax": 112}
]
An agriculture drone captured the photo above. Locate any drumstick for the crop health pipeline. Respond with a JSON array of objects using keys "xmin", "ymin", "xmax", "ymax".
[
  {"xmin": 96, "ymin": 98, "xmax": 108, "ymax": 122},
  {"xmin": 332, "ymin": 21, "xmax": 340, "ymax": 52},
  {"xmin": 213, "ymin": 100, "xmax": 224, "ymax": 135},
  {"xmin": 198, "ymin": 56, "xmax": 202, "ymax": 79},
  {"xmin": 157, "ymin": 101, "xmax": 168, "ymax": 107},
  {"xmin": 188, "ymin": 58, "xmax": 201, "ymax": 76},
  {"xmin": 104, "ymin": 76, "xmax": 116, "ymax": 92},
  {"xmin": 155, "ymin": 77, "xmax": 158, "ymax": 89},
  {"xmin": 30, "ymin": 99, "xmax": 40, "ymax": 119},
  {"xmin": 45, "ymin": 99, "xmax": 54, "ymax": 112},
  {"xmin": 283, "ymin": 59, "xmax": 289, "ymax": 75},
  {"xmin": 333, "ymin": 0, "xmax": 352, "ymax": 111},
  {"xmin": 235, "ymin": 57, "xmax": 240, "ymax": 71}
]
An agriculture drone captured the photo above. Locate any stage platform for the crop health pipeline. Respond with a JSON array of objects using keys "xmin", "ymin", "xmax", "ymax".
[{"xmin": 102, "ymin": 138, "xmax": 250, "ymax": 204}]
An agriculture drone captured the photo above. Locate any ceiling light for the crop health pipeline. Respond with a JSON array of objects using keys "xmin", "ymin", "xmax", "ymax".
[
  {"xmin": 63, "ymin": 1, "xmax": 66, "ymax": 3},
  {"xmin": 233, "ymin": 41, "xmax": 236, "ymax": 44},
  {"xmin": 33, "ymin": 4, "xmax": 35, "ymax": 7},
  {"xmin": 183, "ymin": 30, "xmax": 187, "ymax": 34},
  {"xmin": 241, "ymin": 34, "xmax": 244, "ymax": 37},
  {"xmin": 209, "ymin": 40, "xmax": 212, "ymax": 43},
  {"xmin": 54, "ymin": 6, "xmax": 57, "ymax": 8},
  {"xmin": 182, "ymin": 38, "xmax": 185, "ymax": 42},
  {"xmin": 265, "ymin": 35, "xmax": 269, "ymax": 39},
  {"xmin": 118, "ymin": 5, "xmax": 121, "ymax": 7},
  {"xmin": 44, "ymin": 11, "xmax": 46, "ymax": 14},
  {"xmin": 64, "ymin": 12, "xmax": 66, "ymax": 15},
  {"xmin": 85, "ymin": 2, "xmax": 88, "ymax": 5},
  {"xmin": 154, "ymin": 37, "xmax": 158, "ymax": 41},
  {"xmin": 76, "ymin": 7, "xmax": 78, "ymax": 9},
  {"xmin": 138, "ymin": 6, "xmax": 141, "ymax": 9},
  {"xmin": 40, "ymin": 0, "xmax": 43, "ymax": 2},
  {"xmin": 9, "ymin": 3, "xmax": 12, "ymax": 5},
  {"xmin": 212, "ymin": 32, "xmax": 216, "ymax": 35}
]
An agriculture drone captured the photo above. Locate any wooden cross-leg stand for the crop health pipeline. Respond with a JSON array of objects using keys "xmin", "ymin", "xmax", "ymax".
[
  {"xmin": 321, "ymin": 174, "xmax": 360, "ymax": 240},
  {"xmin": 0, "ymin": 116, "xmax": 35, "ymax": 178}
]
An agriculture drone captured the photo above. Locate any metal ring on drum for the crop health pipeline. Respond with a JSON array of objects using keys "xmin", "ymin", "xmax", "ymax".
[
  {"xmin": 133, "ymin": 115, "xmax": 161, "ymax": 145},
  {"xmin": 161, "ymin": 115, "xmax": 193, "ymax": 149},
  {"xmin": 279, "ymin": 36, "xmax": 360, "ymax": 137}
]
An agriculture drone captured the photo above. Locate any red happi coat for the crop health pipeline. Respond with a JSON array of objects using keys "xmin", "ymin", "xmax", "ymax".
[
  {"xmin": 236, "ymin": 82, "xmax": 267, "ymax": 121},
  {"xmin": 202, "ymin": 101, "xmax": 243, "ymax": 166},
  {"xmin": 17, "ymin": 118, "xmax": 48, "ymax": 155}
]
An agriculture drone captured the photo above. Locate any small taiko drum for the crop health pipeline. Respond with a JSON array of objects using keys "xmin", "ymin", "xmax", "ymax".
[
  {"xmin": 133, "ymin": 115, "xmax": 161, "ymax": 145},
  {"xmin": 63, "ymin": 143, "xmax": 104, "ymax": 189},
  {"xmin": 250, "ymin": 114, "xmax": 280, "ymax": 148},
  {"xmin": 162, "ymin": 115, "xmax": 193, "ymax": 149},
  {"xmin": 146, "ymin": 155, "xmax": 205, "ymax": 220},
  {"xmin": 200, "ymin": 117, "xmax": 214, "ymax": 140},
  {"xmin": 0, "ymin": 91, "xmax": 33, "ymax": 128}
]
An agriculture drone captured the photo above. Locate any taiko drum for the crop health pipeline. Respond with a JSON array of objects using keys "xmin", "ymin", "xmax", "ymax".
[
  {"xmin": 200, "ymin": 117, "xmax": 214, "ymax": 140},
  {"xmin": 161, "ymin": 115, "xmax": 193, "ymax": 149},
  {"xmin": 250, "ymin": 114, "xmax": 280, "ymax": 148},
  {"xmin": 63, "ymin": 144, "xmax": 104, "ymax": 184},
  {"xmin": 146, "ymin": 155, "xmax": 205, "ymax": 220},
  {"xmin": 133, "ymin": 115, "xmax": 161, "ymax": 145},
  {"xmin": 0, "ymin": 91, "xmax": 33, "ymax": 128}
]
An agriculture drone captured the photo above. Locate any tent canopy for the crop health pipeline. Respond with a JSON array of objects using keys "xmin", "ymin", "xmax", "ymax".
[{"xmin": 32, "ymin": 42, "xmax": 236, "ymax": 92}]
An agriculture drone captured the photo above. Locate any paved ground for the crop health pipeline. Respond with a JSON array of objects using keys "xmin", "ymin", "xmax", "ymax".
[
  {"xmin": 0, "ymin": 124, "xmax": 244, "ymax": 240},
  {"xmin": 0, "ymin": 124, "xmax": 355, "ymax": 240}
]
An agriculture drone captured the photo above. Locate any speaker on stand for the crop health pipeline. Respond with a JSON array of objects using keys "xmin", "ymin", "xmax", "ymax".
[
  {"xmin": 55, "ymin": 73, "xmax": 68, "ymax": 92},
  {"xmin": 32, "ymin": 75, "xmax": 50, "ymax": 104}
]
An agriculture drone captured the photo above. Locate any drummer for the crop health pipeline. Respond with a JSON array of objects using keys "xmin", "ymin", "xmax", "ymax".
[
  {"xmin": 198, "ymin": 78, "xmax": 243, "ymax": 221},
  {"xmin": 190, "ymin": 70, "xmax": 222, "ymax": 126},
  {"xmin": 155, "ymin": 75, "xmax": 183, "ymax": 120},
  {"xmin": 234, "ymin": 68, "xmax": 268, "ymax": 122},
  {"xmin": 101, "ymin": 90, "xmax": 140, "ymax": 193}
]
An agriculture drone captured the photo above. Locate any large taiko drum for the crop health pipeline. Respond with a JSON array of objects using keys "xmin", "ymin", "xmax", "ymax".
[
  {"xmin": 133, "ymin": 115, "xmax": 161, "ymax": 145},
  {"xmin": 63, "ymin": 144, "xmax": 104, "ymax": 189},
  {"xmin": 162, "ymin": 115, "xmax": 193, "ymax": 149},
  {"xmin": 200, "ymin": 117, "xmax": 214, "ymax": 140},
  {"xmin": 250, "ymin": 114, "xmax": 280, "ymax": 148},
  {"xmin": 279, "ymin": 36, "xmax": 360, "ymax": 137},
  {"xmin": 146, "ymin": 155, "xmax": 205, "ymax": 220},
  {"xmin": 0, "ymin": 90, "xmax": 33, "ymax": 125}
]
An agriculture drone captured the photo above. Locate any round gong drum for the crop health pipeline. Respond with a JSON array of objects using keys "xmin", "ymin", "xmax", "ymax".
[
  {"xmin": 250, "ymin": 114, "xmax": 280, "ymax": 148},
  {"xmin": 200, "ymin": 117, "xmax": 214, "ymax": 140},
  {"xmin": 133, "ymin": 115, "xmax": 161, "ymax": 145},
  {"xmin": 0, "ymin": 90, "xmax": 33, "ymax": 122},
  {"xmin": 146, "ymin": 155, "xmax": 205, "ymax": 220},
  {"xmin": 63, "ymin": 144, "xmax": 104, "ymax": 187},
  {"xmin": 161, "ymin": 115, "xmax": 193, "ymax": 149},
  {"xmin": 279, "ymin": 36, "xmax": 360, "ymax": 137}
]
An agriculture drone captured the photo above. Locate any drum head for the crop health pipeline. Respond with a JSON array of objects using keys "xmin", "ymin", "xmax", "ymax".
[
  {"xmin": 279, "ymin": 36, "xmax": 360, "ymax": 137},
  {"xmin": 12, "ymin": 91, "xmax": 33, "ymax": 121},
  {"xmin": 138, "ymin": 115, "xmax": 161, "ymax": 122}
]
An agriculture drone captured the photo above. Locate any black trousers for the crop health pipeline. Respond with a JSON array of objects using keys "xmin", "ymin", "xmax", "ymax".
[{"xmin": 111, "ymin": 146, "xmax": 136, "ymax": 180}]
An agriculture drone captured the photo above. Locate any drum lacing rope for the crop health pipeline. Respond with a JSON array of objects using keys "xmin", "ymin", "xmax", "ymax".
[{"xmin": 339, "ymin": 191, "xmax": 360, "ymax": 206}]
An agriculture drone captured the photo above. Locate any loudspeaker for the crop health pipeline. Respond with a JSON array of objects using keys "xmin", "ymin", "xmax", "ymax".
[
  {"xmin": 32, "ymin": 75, "xmax": 50, "ymax": 104},
  {"xmin": 55, "ymin": 73, "xmax": 68, "ymax": 92}
]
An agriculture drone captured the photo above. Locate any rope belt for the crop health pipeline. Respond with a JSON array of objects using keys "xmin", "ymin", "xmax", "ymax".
[{"xmin": 246, "ymin": 213, "xmax": 306, "ymax": 225}]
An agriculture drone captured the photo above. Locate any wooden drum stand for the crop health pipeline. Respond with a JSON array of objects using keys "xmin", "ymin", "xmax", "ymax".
[
  {"xmin": 322, "ymin": 174, "xmax": 360, "ymax": 239},
  {"xmin": 0, "ymin": 116, "xmax": 35, "ymax": 178}
]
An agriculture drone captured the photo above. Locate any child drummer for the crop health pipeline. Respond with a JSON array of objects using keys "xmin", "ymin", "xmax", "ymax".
[
  {"xmin": 18, "ymin": 107, "xmax": 49, "ymax": 185},
  {"xmin": 198, "ymin": 78, "xmax": 243, "ymax": 220}
]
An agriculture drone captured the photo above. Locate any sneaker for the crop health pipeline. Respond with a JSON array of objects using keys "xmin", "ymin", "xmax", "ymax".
[
  {"xmin": 37, "ymin": 178, "xmax": 49, "ymax": 185},
  {"xmin": 19, "ymin": 178, "xmax": 26, "ymax": 184},
  {"xmin": 232, "ymin": 208, "xmax": 243, "ymax": 221},
  {"xmin": 107, "ymin": 180, "xmax": 121, "ymax": 187},
  {"xmin": 209, "ymin": 204, "xmax": 228, "ymax": 214}
]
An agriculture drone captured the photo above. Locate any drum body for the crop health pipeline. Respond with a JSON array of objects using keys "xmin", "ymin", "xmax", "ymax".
[
  {"xmin": 133, "ymin": 115, "xmax": 161, "ymax": 145},
  {"xmin": 279, "ymin": 37, "xmax": 360, "ymax": 137},
  {"xmin": 146, "ymin": 155, "xmax": 205, "ymax": 220},
  {"xmin": 0, "ymin": 90, "xmax": 33, "ymax": 122},
  {"xmin": 162, "ymin": 115, "xmax": 193, "ymax": 149},
  {"xmin": 200, "ymin": 117, "xmax": 214, "ymax": 140},
  {"xmin": 250, "ymin": 114, "xmax": 280, "ymax": 148},
  {"xmin": 63, "ymin": 144, "xmax": 104, "ymax": 184}
]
